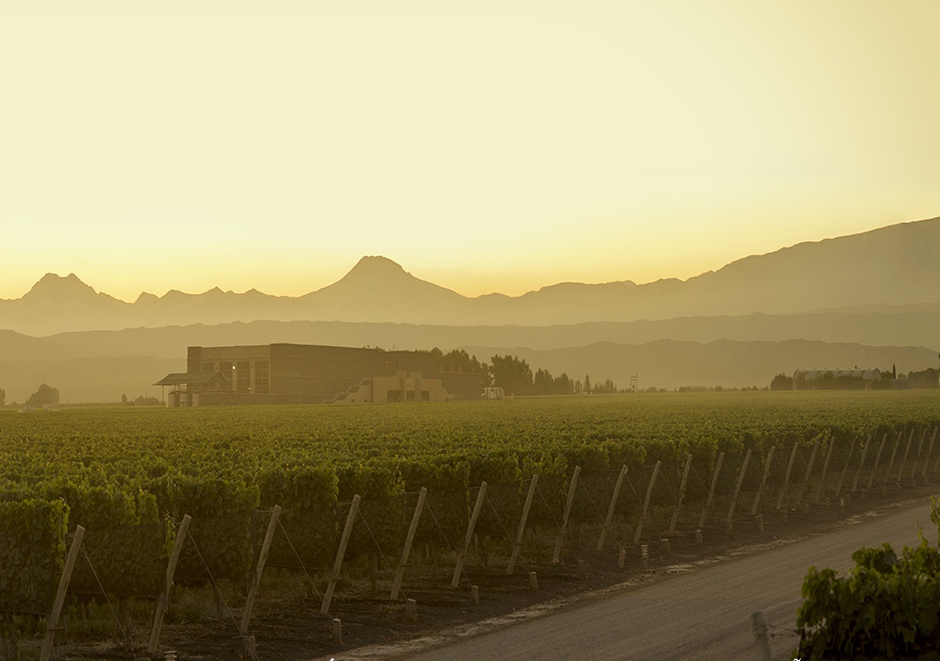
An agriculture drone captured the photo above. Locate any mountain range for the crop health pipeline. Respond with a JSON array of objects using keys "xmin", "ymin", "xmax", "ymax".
[
  {"xmin": 3, "ymin": 216, "xmax": 940, "ymax": 336},
  {"xmin": 1, "ymin": 216, "xmax": 939, "ymax": 403}
]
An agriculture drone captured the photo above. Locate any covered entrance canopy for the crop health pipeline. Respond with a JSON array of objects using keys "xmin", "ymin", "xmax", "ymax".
[{"xmin": 154, "ymin": 371, "xmax": 230, "ymax": 406}]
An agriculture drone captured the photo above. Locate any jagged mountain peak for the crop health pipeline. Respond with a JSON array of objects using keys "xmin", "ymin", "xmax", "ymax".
[
  {"xmin": 25, "ymin": 272, "xmax": 96, "ymax": 298},
  {"xmin": 3, "ymin": 216, "xmax": 940, "ymax": 335}
]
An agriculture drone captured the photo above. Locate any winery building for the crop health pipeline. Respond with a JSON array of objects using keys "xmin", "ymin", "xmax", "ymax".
[{"xmin": 155, "ymin": 343, "xmax": 482, "ymax": 406}]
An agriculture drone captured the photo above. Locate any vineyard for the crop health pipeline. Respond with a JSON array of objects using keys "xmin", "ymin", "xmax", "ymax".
[{"xmin": 1, "ymin": 390, "xmax": 939, "ymax": 660}]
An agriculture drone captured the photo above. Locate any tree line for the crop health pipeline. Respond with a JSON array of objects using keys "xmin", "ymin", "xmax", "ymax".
[
  {"xmin": 0, "ymin": 383, "xmax": 59, "ymax": 409},
  {"xmin": 431, "ymin": 348, "xmax": 619, "ymax": 396},
  {"xmin": 770, "ymin": 366, "xmax": 939, "ymax": 391}
]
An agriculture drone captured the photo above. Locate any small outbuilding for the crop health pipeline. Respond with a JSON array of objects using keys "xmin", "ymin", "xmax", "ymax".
[{"xmin": 154, "ymin": 371, "xmax": 231, "ymax": 407}]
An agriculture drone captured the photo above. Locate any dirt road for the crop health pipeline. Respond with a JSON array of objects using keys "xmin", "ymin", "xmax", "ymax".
[{"xmin": 324, "ymin": 496, "xmax": 936, "ymax": 661}]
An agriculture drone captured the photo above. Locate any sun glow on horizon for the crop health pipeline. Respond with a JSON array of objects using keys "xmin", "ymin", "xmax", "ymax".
[{"xmin": 1, "ymin": 1, "xmax": 938, "ymax": 302}]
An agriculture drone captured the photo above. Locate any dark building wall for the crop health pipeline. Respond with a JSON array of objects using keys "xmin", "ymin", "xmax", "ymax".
[
  {"xmin": 440, "ymin": 371, "xmax": 484, "ymax": 401},
  {"xmin": 188, "ymin": 343, "xmax": 480, "ymax": 404},
  {"xmin": 269, "ymin": 344, "xmax": 399, "ymax": 401}
]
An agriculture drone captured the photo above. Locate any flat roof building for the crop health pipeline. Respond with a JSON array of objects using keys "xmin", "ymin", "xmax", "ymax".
[{"xmin": 155, "ymin": 343, "xmax": 482, "ymax": 406}]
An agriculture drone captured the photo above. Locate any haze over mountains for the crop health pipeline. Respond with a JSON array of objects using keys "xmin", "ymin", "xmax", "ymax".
[
  {"xmin": 1, "ymin": 217, "xmax": 939, "ymax": 403},
  {"xmin": 4, "ymin": 217, "xmax": 940, "ymax": 336}
]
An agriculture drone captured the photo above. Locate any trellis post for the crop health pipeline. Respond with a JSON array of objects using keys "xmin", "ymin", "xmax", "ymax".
[
  {"xmin": 597, "ymin": 465, "xmax": 628, "ymax": 551},
  {"xmin": 452, "ymin": 482, "xmax": 487, "ymax": 588},
  {"xmin": 814, "ymin": 439, "xmax": 836, "ymax": 503},
  {"xmin": 391, "ymin": 488, "xmax": 427, "ymax": 600},
  {"xmin": 507, "ymin": 475, "xmax": 538, "ymax": 574},
  {"xmin": 726, "ymin": 449, "xmax": 752, "ymax": 524},
  {"xmin": 633, "ymin": 461, "xmax": 662, "ymax": 544},
  {"xmin": 910, "ymin": 428, "xmax": 928, "ymax": 480},
  {"xmin": 241, "ymin": 505, "xmax": 281, "ymax": 634},
  {"xmin": 851, "ymin": 435, "xmax": 871, "ymax": 493},
  {"xmin": 920, "ymin": 428, "xmax": 938, "ymax": 482},
  {"xmin": 553, "ymin": 467, "xmax": 581, "ymax": 565},
  {"xmin": 833, "ymin": 442, "xmax": 854, "ymax": 499},
  {"xmin": 41, "ymin": 526, "xmax": 85, "ymax": 661},
  {"xmin": 669, "ymin": 454, "xmax": 694, "ymax": 535},
  {"xmin": 751, "ymin": 611, "xmax": 772, "ymax": 661},
  {"xmin": 895, "ymin": 429, "xmax": 915, "ymax": 485},
  {"xmin": 775, "ymin": 444, "xmax": 800, "ymax": 511},
  {"xmin": 148, "ymin": 514, "xmax": 192, "ymax": 654},
  {"xmin": 322, "ymin": 495, "xmax": 360, "ymax": 614},
  {"xmin": 794, "ymin": 442, "xmax": 819, "ymax": 508},
  {"xmin": 698, "ymin": 452, "xmax": 725, "ymax": 529},
  {"xmin": 750, "ymin": 446, "xmax": 776, "ymax": 516},
  {"xmin": 866, "ymin": 433, "xmax": 888, "ymax": 491},
  {"xmin": 881, "ymin": 432, "xmax": 902, "ymax": 490}
]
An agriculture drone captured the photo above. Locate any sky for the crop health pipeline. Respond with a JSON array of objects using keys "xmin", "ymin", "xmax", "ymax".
[{"xmin": 1, "ymin": 1, "xmax": 939, "ymax": 302}]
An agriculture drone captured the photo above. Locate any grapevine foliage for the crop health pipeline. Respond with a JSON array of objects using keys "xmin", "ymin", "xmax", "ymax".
[
  {"xmin": 796, "ymin": 498, "xmax": 940, "ymax": 659},
  {"xmin": 0, "ymin": 499, "xmax": 67, "ymax": 612},
  {"xmin": 0, "ymin": 392, "xmax": 936, "ymax": 601}
]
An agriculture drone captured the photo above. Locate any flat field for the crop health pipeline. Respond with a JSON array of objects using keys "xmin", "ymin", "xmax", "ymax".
[{"xmin": 1, "ymin": 390, "xmax": 939, "ymax": 659}]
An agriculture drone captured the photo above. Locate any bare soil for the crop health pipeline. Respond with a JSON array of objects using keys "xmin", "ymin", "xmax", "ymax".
[{"xmin": 52, "ymin": 484, "xmax": 932, "ymax": 661}]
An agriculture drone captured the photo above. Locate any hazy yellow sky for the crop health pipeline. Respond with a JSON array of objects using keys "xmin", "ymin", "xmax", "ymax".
[{"xmin": 1, "ymin": 1, "xmax": 938, "ymax": 302}]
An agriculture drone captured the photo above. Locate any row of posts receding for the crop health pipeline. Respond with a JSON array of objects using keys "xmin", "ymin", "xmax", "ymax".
[{"xmin": 34, "ymin": 427, "xmax": 939, "ymax": 659}]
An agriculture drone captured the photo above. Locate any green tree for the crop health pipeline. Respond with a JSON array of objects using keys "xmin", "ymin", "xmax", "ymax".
[
  {"xmin": 0, "ymin": 388, "xmax": 5, "ymax": 407},
  {"xmin": 490, "ymin": 355, "xmax": 534, "ymax": 395},
  {"xmin": 770, "ymin": 373, "xmax": 793, "ymax": 390},
  {"xmin": 26, "ymin": 384, "xmax": 59, "ymax": 408},
  {"xmin": 584, "ymin": 374, "xmax": 592, "ymax": 393},
  {"xmin": 431, "ymin": 348, "xmax": 491, "ymax": 386}
]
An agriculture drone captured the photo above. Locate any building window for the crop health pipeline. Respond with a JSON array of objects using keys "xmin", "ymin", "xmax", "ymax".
[
  {"xmin": 202, "ymin": 362, "xmax": 215, "ymax": 372},
  {"xmin": 237, "ymin": 361, "xmax": 251, "ymax": 392},
  {"xmin": 219, "ymin": 362, "xmax": 234, "ymax": 390},
  {"xmin": 255, "ymin": 361, "xmax": 269, "ymax": 394}
]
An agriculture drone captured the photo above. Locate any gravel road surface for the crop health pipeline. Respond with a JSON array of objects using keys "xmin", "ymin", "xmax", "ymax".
[{"xmin": 324, "ymin": 496, "xmax": 935, "ymax": 661}]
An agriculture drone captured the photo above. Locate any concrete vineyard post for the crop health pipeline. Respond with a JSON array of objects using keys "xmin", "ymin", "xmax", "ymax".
[
  {"xmin": 452, "ymin": 481, "xmax": 487, "ymax": 588},
  {"xmin": 814, "ymin": 439, "xmax": 836, "ymax": 504},
  {"xmin": 148, "ymin": 514, "xmax": 192, "ymax": 655},
  {"xmin": 750, "ymin": 446, "xmax": 776, "ymax": 516},
  {"xmin": 750, "ymin": 611, "xmax": 772, "ymax": 661},
  {"xmin": 920, "ymin": 428, "xmax": 938, "ymax": 481},
  {"xmin": 726, "ymin": 449, "xmax": 751, "ymax": 525},
  {"xmin": 669, "ymin": 454, "xmax": 694, "ymax": 536},
  {"xmin": 391, "ymin": 487, "xmax": 427, "ymax": 601},
  {"xmin": 910, "ymin": 428, "xmax": 928, "ymax": 480},
  {"xmin": 597, "ymin": 465, "xmax": 628, "ymax": 551},
  {"xmin": 633, "ymin": 460, "xmax": 662, "ymax": 545},
  {"xmin": 322, "ymin": 495, "xmax": 360, "ymax": 614},
  {"xmin": 41, "ymin": 526, "xmax": 85, "ymax": 661},
  {"xmin": 241, "ymin": 505, "xmax": 281, "ymax": 635},
  {"xmin": 851, "ymin": 435, "xmax": 871, "ymax": 493},
  {"xmin": 698, "ymin": 452, "xmax": 725, "ymax": 529},
  {"xmin": 895, "ymin": 429, "xmax": 915, "ymax": 486},
  {"xmin": 833, "ymin": 442, "xmax": 854, "ymax": 498},
  {"xmin": 553, "ymin": 466, "xmax": 581, "ymax": 565},
  {"xmin": 507, "ymin": 475, "xmax": 538, "ymax": 575},
  {"xmin": 881, "ymin": 432, "xmax": 902, "ymax": 490},
  {"xmin": 866, "ymin": 433, "xmax": 888, "ymax": 491},
  {"xmin": 775, "ymin": 444, "xmax": 800, "ymax": 512},
  {"xmin": 794, "ymin": 442, "xmax": 819, "ymax": 508}
]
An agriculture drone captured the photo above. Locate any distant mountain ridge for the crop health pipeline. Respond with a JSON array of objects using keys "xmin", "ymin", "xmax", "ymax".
[
  {"xmin": 2, "ymin": 216, "xmax": 939, "ymax": 335},
  {"xmin": 2, "ymin": 333, "xmax": 934, "ymax": 404}
]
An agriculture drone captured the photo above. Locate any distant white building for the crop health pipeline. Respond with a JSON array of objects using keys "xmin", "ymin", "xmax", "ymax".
[
  {"xmin": 482, "ymin": 386, "xmax": 505, "ymax": 400},
  {"xmin": 793, "ymin": 369, "xmax": 882, "ymax": 382}
]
